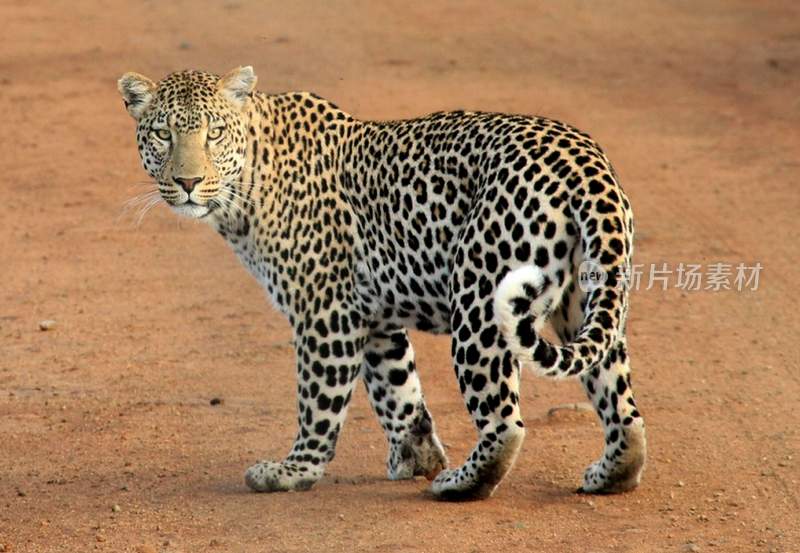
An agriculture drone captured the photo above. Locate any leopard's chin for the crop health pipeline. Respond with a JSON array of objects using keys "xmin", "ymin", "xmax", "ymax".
[{"xmin": 170, "ymin": 202, "xmax": 212, "ymax": 219}]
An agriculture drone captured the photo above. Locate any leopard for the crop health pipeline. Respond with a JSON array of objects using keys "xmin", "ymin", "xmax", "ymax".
[{"xmin": 118, "ymin": 66, "xmax": 646, "ymax": 500}]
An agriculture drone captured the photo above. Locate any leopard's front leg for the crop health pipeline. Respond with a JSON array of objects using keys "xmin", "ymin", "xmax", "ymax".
[{"xmin": 245, "ymin": 310, "xmax": 367, "ymax": 493}]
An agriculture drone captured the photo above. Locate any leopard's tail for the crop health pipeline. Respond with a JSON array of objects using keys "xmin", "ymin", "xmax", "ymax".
[
  {"xmin": 494, "ymin": 263, "xmax": 623, "ymax": 379},
  {"xmin": 494, "ymin": 205, "xmax": 630, "ymax": 380}
]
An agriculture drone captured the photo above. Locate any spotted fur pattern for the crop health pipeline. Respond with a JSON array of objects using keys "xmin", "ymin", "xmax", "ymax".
[{"xmin": 119, "ymin": 67, "xmax": 646, "ymax": 500}]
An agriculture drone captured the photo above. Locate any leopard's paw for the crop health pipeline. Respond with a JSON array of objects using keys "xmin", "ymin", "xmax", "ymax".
[
  {"xmin": 388, "ymin": 431, "xmax": 448, "ymax": 481},
  {"xmin": 244, "ymin": 460, "xmax": 322, "ymax": 493},
  {"xmin": 577, "ymin": 431, "xmax": 646, "ymax": 494},
  {"xmin": 430, "ymin": 467, "xmax": 497, "ymax": 501}
]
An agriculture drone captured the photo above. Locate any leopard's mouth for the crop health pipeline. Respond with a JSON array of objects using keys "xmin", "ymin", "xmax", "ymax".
[{"xmin": 170, "ymin": 200, "xmax": 212, "ymax": 219}]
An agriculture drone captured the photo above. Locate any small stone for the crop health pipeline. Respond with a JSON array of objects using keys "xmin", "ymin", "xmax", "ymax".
[
  {"xmin": 547, "ymin": 402, "xmax": 594, "ymax": 417},
  {"xmin": 135, "ymin": 546, "xmax": 157, "ymax": 553},
  {"xmin": 39, "ymin": 320, "xmax": 57, "ymax": 331},
  {"xmin": 684, "ymin": 543, "xmax": 701, "ymax": 552},
  {"xmin": 677, "ymin": 480, "xmax": 685, "ymax": 487},
  {"xmin": 16, "ymin": 489, "xmax": 25, "ymax": 497},
  {"xmin": 111, "ymin": 504, "xmax": 121, "ymax": 513},
  {"xmin": 0, "ymin": 542, "xmax": 11, "ymax": 552},
  {"xmin": 209, "ymin": 397, "xmax": 223, "ymax": 406},
  {"xmin": 95, "ymin": 534, "xmax": 106, "ymax": 543}
]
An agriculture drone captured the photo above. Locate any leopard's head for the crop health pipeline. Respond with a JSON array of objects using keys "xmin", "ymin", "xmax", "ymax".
[{"xmin": 118, "ymin": 67, "xmax": 257, "ymax": 219}]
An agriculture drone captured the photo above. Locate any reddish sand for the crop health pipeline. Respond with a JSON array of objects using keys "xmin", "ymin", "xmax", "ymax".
[{"xmin": 1, "ymin": 1, "xmax": 798, "ymax": 551}]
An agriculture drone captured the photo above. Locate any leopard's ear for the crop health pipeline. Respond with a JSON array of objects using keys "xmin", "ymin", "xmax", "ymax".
[
  {"xmin": 217, "ymin": 66, "xmax": 257, "ymax": 108},
  {"xmin": 118, "ymin": 72, "xmax": 156, "ymax": 119}
]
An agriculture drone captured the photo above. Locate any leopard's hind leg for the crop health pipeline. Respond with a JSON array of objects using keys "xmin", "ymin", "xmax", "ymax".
[
  {"xmin": 430, "ymin": 257, "xmax": 568, "ymax": 501},
  {"xmin": 551, "ymin": 277, "xmax": 646, "ymax": 493}
]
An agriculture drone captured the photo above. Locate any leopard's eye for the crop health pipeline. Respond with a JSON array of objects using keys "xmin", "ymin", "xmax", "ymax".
[
  {"xmin": 207, "ymin": 126, "xmax": 225, "ymax": 141},
  {"xmin": 152, "ymin": 128, "xmax": 171, "ymax": 141}
]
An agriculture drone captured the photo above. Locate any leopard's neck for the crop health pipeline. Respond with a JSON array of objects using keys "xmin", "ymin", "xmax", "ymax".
[{"xmin": 210, "ymin": 91, "xmax": 363, "ymax": 319}]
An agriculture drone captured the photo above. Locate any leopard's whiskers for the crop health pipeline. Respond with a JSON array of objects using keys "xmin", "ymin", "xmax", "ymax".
[
  {"xmin": 213, "ymin": 194, "xmax": 245, "ymax": 218},
  {"xmin": 135, "ymin": 195, "xmax": 164, "ymax": 226},
  {"xmin": 118, "ymin": 188, "xmax": 162, "ymax": 225}
]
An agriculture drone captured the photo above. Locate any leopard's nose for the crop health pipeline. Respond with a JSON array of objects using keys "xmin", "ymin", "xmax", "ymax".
[{"xmin": 173, "ymin": 176, "xmax": 204, "ymax": 193}]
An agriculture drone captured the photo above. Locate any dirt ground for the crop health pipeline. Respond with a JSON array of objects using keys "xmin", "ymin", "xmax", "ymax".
[{"xmin": 1, "ymin": 1, "xmax": 799, "ymax": 551}]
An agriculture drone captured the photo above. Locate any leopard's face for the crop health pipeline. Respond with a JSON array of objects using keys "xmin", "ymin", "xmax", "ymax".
[{"xmin": 119, "ymin": 67, "xmax": 257, "ymax": 219}]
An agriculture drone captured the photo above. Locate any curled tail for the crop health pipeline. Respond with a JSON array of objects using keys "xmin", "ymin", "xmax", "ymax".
[
  {"xmin": 495, "ymin": 263, "xmax": 625, "ymax": 379},
  {"xmin": 495, "ymin": 191, "xmax": 631, "ymax": 379}
]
